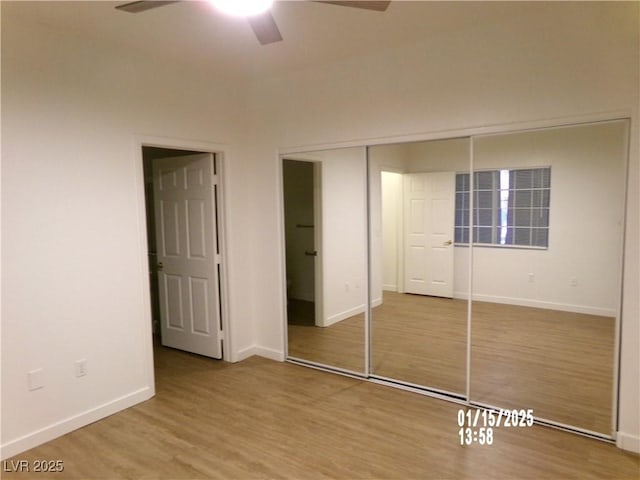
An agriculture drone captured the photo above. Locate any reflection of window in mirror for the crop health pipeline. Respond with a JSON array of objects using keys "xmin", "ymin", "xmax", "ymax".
[
  {"xmin": 469, "ymin": 120, "xmax": 628, "ymax": 437},
  {"xmin": 455, "ymin": 167, "xmax": 551, "ymax": 248}
]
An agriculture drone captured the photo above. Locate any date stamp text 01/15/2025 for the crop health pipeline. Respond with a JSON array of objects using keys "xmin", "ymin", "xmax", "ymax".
[{"xmin": 458, "ymin": 408, "xmax": 534, "ymax": 445}]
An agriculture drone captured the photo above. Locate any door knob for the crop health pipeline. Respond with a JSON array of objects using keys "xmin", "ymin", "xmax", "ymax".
[
  {"xmin": 157, "ymin": 262, "xmax": 164, "ymax": 271},
  {"xmin": 304, "ymin": 250, "xmax": 318, "ymax": 257},
  {"xmin": 443, "ymin": 240, "xmax": 453, "ymax": 246}
]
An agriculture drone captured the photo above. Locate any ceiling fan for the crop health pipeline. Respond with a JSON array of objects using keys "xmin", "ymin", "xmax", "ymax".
[{"xmin": 115, "ymin": 1, "xmax": 391, "ymax": 45}]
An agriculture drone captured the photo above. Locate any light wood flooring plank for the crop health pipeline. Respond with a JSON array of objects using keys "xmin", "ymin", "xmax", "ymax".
[
  {"xmin": 371, "ymin": 293, "xmax": 467, "ymax": 393},
  {"xmin": 470, "ymin": 299, "xmax": 615, "ymax": 434},
  {"xmin": 4, "ymin": 346, "xmax": 638, "ymax": 479},
  {"xmin": 288, "ymin": 313, "xmax": 366, "ymax": 373},
  {"xmin": 289, "ymin": 291, "xmax": 616, "ymax": 434}
]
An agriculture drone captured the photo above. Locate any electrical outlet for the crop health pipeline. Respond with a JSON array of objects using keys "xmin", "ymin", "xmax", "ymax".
[
  {"xmin": 528, "ymin": 273, "xmax": 535, "ymax": 283},
  {"xmin": 28, "ymin": 368, "xmax": 44, "ymax": 391},
  {"xmin": 570, "ymin": 277, "xmax": 578, "ymax": 287},
  {"xmin": 75, "ymin": 359, "xmax": 88, "ymax": 377}
]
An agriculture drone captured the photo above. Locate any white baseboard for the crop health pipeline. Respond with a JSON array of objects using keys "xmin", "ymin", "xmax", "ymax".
[
  {"xmin": 236, "ymin": 345, "xmax": 285, "ymax": 362},
  {"xmin": 235, "ymin": 345, "xmax": 258, "ymax": 362},
  {"xmin": 254, "ymin": 346, "xmax": 285, "ymax": 362},
  {"xmin": 616, "ymin": 432, "xmax": 640, "ymax": 453},
  {"xmin": 0, "ymin": 386, "xmax": 154, "ymax": 461},
  {"xmin": 323, "ymin": 303, "xmax": 366, "ymax": 327},
  {"xmin": 453, "ymin": 292, "xmax": 616, "ymax": 317}
]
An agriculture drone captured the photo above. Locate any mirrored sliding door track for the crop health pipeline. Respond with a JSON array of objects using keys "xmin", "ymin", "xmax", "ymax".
[
  {"xmin": 286, "ymin": 357, "xmax": 367, "ymax": 380},
  {"xmin": 369, "ymin": 375, "xmax": 467, "ymax": 404},
  {"xmin": 469, "ymin": 401, "xmax": 615, "ymax": 443}
]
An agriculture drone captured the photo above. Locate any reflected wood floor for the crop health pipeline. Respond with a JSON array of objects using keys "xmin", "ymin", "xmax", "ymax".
[
  {"xmin": 470, "ymin": 299, "xmax": 614, "ymax": 434},
  {"xmin": 5, "ymin": 345, "xmax": 638, "ymax": 479},
  {"xmin": 289, "ymin": 291, "xmax": 616, "ymax": 435},
  {"xmin": 288, "ymin": 308, "xmax": 366, "ymax": 373},
  {"xmin": 372, "ymin": 293, "xmax": 467, "ymax": 393}
]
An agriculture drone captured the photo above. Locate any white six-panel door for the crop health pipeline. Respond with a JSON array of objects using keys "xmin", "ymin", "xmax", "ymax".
[
  {"xmin": 404, "ymin": 172, "xmax": 455, "ymax": 298},
  {"xmin": 153, "ymin": 153, "xmax": 222, "ymax": 358}
]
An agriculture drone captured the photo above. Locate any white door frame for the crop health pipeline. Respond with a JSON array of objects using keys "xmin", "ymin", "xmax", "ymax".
[
  {"xmin": 312, "ymin": 161, "xmax": 324, "ymax": 327},
  {"xmin": 134, "ymin": 135, "xmax": 232, "ymax": 366},
  {"xmin": 379, "ymin": 165, "xmax": 405, "ymax": 294}
]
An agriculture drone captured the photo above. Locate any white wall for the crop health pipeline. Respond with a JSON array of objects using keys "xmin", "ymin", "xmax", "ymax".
[
  {"xmin": 321, "ymin": 148, "xmax": 367, "ymax": 326},
  {"xmin": 1, "ymin": 9, "xmax": 254, "ymax": 457},
  {"xmin": 381, "ymin": 172, "xmax": 402, "ymax": 292},
  {"xmin": 243, "ymin": 2, "xmax": 639, "ymax": 451},
  {"xmin": 368, "ymin": 143, "xmax": 409, "ymax": 304}
]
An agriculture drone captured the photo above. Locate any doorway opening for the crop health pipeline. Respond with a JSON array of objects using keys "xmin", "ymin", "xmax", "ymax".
[
  {"xmin": 282, "ymin": 159, "xmax": 321, "ymax": 328},
  {"xmin": 142, "ymin": 146, "xmax": 225, "ymax": 360}
]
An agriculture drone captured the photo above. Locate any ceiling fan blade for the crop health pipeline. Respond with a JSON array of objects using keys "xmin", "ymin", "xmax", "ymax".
[
  {"xmin": 115, "ymin": 1, "xmax": 180, "ymax": 13},
  {"xmin": 314, "ymin": 1, "xmax": 391, "ymax": 11},
  {"xmin": 247, "ymin": 11, "xmax": 283, "ymax": 45}
]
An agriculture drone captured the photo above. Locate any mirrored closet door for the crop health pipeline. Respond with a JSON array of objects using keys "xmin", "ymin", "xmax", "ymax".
[
  {"xmin": 368, "ymin": 138, "xmax": 471, "ymax": 396},
  {"xmin": 283, "ymin": 147, "xmax": 368, "ymax": 374},
  {"xmin": 281, "ymin": 119, "xmax": 627, "ymax": 439},
  {"xmin": 469, "ymin": 120, "xmax": 628, "ymax": 436}
]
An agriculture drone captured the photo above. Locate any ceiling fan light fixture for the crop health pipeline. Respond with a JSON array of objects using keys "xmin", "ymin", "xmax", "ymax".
[{"xmin": 209, "ymin": 0, "xmax": 274, "ymax": 17}]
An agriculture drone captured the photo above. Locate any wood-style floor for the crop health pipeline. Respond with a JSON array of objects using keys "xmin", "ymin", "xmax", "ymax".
[
  {"xmin": 288, "ymin": 291, "xmax": 616, "ymax": 435},
  {"xmin": 470, "ymin": 299, "xmax": 614, "ymax": 435},
  {"xmin": 371, "ymin": 292, "xmax": 467, "ymax": 393},
  {"xmin": 4, "ymin": 345, "xmax": 638, "ymax": 479},
  {"xmin": 288, "ymin": 302, "xmax": 366, "ymax": 373}
]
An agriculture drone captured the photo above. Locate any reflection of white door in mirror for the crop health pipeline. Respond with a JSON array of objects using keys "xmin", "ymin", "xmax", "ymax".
[{"xmin": 404, "ymin": 172, "xmax": 455, "ymax": 298}]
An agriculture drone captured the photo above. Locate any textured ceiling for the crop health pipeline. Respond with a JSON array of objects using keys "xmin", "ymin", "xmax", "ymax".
[{"xmin": 1, "ymin": 1, "xmax": 597, "ymax": 80}]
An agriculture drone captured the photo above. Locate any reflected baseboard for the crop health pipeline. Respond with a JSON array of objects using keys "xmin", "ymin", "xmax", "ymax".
[
  {"xmin": 453, "ymin": 292, "xmax": 616, "ymax": 317},
  {"xmin": 325, "ymin": 304, "xmax": 366, "ymax": 327}
]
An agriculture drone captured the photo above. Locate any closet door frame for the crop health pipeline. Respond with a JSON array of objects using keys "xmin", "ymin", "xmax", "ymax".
[{"xmin": 278, "ymin": 111, "xmax": 630, "ymax": 443}]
